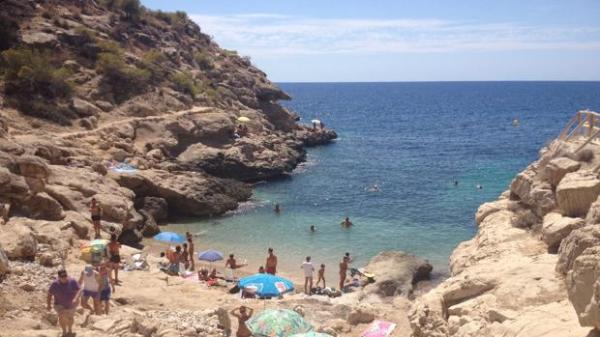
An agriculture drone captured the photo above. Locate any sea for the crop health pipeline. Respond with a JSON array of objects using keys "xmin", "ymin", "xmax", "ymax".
[{"xmin": 168, "ymin": 81, "xmax": 600, "ymax": 281}]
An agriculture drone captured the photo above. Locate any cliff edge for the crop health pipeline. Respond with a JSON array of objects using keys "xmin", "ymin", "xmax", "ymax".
[{"xmin": 409, "ymin": 113, "xmax": 600, "ymax": 337}]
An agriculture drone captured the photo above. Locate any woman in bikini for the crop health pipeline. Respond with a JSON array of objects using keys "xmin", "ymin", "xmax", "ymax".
[
  {"xmin": 230, "ymin": 306, "xmax": 253, "ymax": 337},
  {"xmin": 90, "ymin": 198, "xmax": 102, "ymax": 239},
  {"xmin": 107, "ymin": 234, "xmax": 121, "ymax": 284}
]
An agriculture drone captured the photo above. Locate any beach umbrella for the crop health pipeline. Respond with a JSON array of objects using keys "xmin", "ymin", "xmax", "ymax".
[
  {"xmin": 153, "ymin": 232, "xmax": 185, "ymax": 244},
  {"xmin": 246, "ymin": 309, "xmax": 313, "ymax": 337},
  {"xmin": 239, "ymin": 273, "xmax": 294, "ymax": 298},
  {"xmin": 237, "ymin": 116, "xmax": 251, "ymax": 123},
  {"xmin": 311, "ymin": 119, "xmax": 321, "ymax": 124},
  {"xmin": 290, "ymin": 333, "xmax": 333, "ymax": 337},
  {"xmin": 197, "ymin": 249, "xmax": 224, "ymax": 262}
]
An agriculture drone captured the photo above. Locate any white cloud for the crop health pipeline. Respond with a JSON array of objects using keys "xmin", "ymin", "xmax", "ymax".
[{"xmin": 190, "ymin": 14, "xmax": 600, "ymax": 57}]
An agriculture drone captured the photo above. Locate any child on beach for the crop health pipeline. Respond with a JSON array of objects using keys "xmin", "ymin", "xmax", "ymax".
[
  {"xmin": 316, "ymin": 264, "xmax": 326, "ymax": 288},
  {"xmin": 98, "ymin": 262, "xmax": 115, "ymax": 315}
]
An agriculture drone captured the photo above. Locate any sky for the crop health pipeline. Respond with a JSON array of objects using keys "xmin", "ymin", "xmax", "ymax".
[{"xmin": 141, "ymin": 0, "xmax": 600, "ymax": 82}]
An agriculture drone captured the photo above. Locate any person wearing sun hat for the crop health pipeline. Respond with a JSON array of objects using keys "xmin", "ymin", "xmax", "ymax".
[{"xmin": 78, "ymin": 264, "xmax": 101, "ymax": 314}]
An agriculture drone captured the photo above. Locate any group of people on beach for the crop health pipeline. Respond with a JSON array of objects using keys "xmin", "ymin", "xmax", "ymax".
[{"xmin": 46, "ymin": 233, "xmax": 121, "ymax": 337}]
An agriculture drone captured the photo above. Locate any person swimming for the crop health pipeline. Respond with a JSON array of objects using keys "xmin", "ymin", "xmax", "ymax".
[
  {"xmin": 310, "ymin": 225, "xmax": 316, "ymax": 232},
  {"xmin": 274, "ymin": 203, "xmax": 281, "ymax": 214},
  {"xmin": 476, "ymin": 184, "xmax": 483, "ymax": 190},
  {"xmin": 453, "ymin": 180, "xmax": 458, "ymax": 186},
  {"xmin": 341, "ymin": 217, "xmax": 353, "ymax": 227}
]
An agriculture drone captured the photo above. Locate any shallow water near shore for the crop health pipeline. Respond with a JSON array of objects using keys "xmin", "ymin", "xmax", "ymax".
[{"xmin": 167, "ymin": 81, "xmax": 600, "ymax": 281}]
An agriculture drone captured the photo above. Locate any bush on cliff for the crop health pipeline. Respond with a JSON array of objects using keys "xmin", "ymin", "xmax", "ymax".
[
  {"xmin": 194, "ymin": 51, "xmax": 214, "ymax": 70},
  {"xmin": 171, "ymin": 72, "xmax": 199, "ymax": 98},
  {"xmin": 97, "ymin": 51, "xmax": 150, "ymax": 103},
  {"xmin": 141, "ymin": 50, "xmax": 169, "ymax": 82},
  {"xmin": 1, "ymin": 47, "xmax": 75, "ymax": 125},
  {"xmin": 99, "ymin": 0, "xmax": 142, "ymax": 21}
]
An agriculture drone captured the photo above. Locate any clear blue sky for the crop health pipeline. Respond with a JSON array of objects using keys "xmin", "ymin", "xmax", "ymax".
[{"xmin": 141, "ymin": 0, "xmax": 600, "ymax": 82}]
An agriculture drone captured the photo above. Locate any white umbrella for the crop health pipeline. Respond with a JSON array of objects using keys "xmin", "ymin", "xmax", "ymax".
[{"xmin": 311, "ymin": 119, "xmax": 321, "ymax": 124}]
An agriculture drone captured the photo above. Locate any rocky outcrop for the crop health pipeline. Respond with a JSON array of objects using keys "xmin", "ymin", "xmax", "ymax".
[
  {"xmin": 556, "ymin": 225, "xmax": 600, "ymax": 274},
  {"xmin": 541, "ymin": 212, "xmax": 584, "ymax": 252},
  {"xmin": 0, "ymin": 243, "xmax": 9, "ymax": 275},
  {"xmin": 0, "ymin": 221, "xmax": 37, "ymax": 260},
  {"xmin": 410, "ymin": 144, "xmax": 599, "ymax": 337},
  {"xmin": 363, "ymin": 251, "xmax": 432, "ymax": 297},
  {"xmin": 556, "ymin": 171, "xmax": 600, "ymax": 217},
  {"xmin": 566, "ymin": 246, "xmax": 600, "ymax": 329}
]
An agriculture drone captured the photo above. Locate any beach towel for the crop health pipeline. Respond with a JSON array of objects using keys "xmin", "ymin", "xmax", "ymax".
[{"xmin": 361, "ymin": 320, "xmax": 396, "ymax": 337}]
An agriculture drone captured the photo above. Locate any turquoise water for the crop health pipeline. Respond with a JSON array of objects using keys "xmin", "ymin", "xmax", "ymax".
[{"xmin": 168, "ymin": 82, "xmax": 600, "ymax": 279}]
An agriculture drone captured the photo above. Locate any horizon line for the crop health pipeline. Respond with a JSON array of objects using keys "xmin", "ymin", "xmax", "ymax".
[{"xmin": 275, "ymin": 80, "xmax": 600, "ymax": 84}]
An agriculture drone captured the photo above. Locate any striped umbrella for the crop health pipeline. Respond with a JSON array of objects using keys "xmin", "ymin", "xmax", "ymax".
[{"xmin": 246, "ymin": 309, "xmax": 312, "ymax": 337}]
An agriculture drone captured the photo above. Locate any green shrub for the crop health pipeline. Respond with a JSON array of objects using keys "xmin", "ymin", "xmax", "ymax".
[
  {"xmin": 141, "ymin": 50, "xmax": 169, "ymax": 82},
  {"xmin": 194, "ymin": 51, "xmax": 213, "ymax": 70},
  {"xmin": 97, "ymin": 51, "xmax": 150, "ymax": 102},
  {"xmin": 170, "ymin": 72, "xmax": 198, "ymax": 98},
  {"xmin": 1, "ymin": 47, "xmax": 74, "ymax": 124},
  {"xmin": 98, "ymin": 0, "xmax": 142, "ymax": 21}
]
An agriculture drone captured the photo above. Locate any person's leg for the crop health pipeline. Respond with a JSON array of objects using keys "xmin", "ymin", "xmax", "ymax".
[
  {"xmin": 304, "ymin": 278, "xmax": 308, "ymax": 294},
  {"xmin": 309, "ymin": 277, "xmax": 313, "ymax": 294},
  {"xmin": 57, "ymin": 311, "xmax": 68, "ymax": 336},
  {"xmin": 113, "ymin": 263, "xmax": 120, "ymax": 283},
  {"xmin": 81, "ymin": 295, "xmax": 91, "ymax": 311},
  {"xmin": 66, "ymin": 310, "xmax": 75, "ymax": 334},
  {"xmin": 93, "ymin": 296, "xmax": 101, "ymax": 315},
  {"xmin": 323, "ymin": 277, "xmax": 326, "ymax": 288}
]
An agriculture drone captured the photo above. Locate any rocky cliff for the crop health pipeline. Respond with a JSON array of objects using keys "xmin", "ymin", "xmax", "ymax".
[
  {"xmin": 409, "ymin": 138, "xmax": 600, "ymax": 336},
  {"xmin": 0, "ymin": 0, "xmax": 336, "ymax": 257}
]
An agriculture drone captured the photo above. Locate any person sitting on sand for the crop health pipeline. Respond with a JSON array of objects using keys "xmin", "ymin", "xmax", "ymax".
[
  {"xmin": 231, "ymin": 306, "xmax": 254, "ymax": 337},
  {"xmin": 316, "ymin": 264, "xmax": 326, "ymax": 288},
  {"xmin": 341, "ymin": 217, "xmax": 353, "ymax": 228},
  {"xmin": 107, "ymin": 234, "xmax": 121, "ymax": 284},
  {"xmin": 266, "ymin": 248, "xmax": 277, "ymax": 275},
  {"xmin": 198, "ymin": 268, "xmax": 209, "ymax": 281},
  {"xmin": 209, "ymin": 268, "xmax": 217, "ymax": 280},
  {"xmin": 90, "ymin": 198, "xmax": 102, "ymax": 239}
]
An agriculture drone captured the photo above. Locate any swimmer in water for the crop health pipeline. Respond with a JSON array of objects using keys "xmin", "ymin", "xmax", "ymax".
[
  {"xmin": 454, "ymin": 180, "xmax": 458, "ymax": 186},
  {"xmin": 274, "ymin": 203, "xmax": 281, "ymax": 214},
  {"xmin": 310, "ymin": 225, "xmax": 316, "ymax": 232},
  {"xmin": 341, "ymin": 217, "xmax": 353, "ymax": 228},
  {"xmin": 476, "ymin": 184, "xmax": 483, "ymax": 190}
]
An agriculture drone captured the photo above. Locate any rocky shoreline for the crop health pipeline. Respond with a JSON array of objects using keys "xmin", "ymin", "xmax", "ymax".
[{"xmin": 409, "ymin": 139, "xmax": 600, "ymax": 337}]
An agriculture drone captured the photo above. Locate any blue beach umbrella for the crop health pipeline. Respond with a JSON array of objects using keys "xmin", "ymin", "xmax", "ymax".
[
  {"xmin": 198, "ymin": 249, "xmax": 224, "ymax": 262},
  {"xmin": 239, "ymin": 273, "xmax": 295, "ymax": 297},
  {"xmin": 153, "ymin": 232, "xmax": 185, "ymax": 244}
]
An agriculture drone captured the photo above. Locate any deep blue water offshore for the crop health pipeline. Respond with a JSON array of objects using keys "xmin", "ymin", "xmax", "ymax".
[{"xmin": 170, "ymin": 82, "xmax": 600, "ymax": 279}]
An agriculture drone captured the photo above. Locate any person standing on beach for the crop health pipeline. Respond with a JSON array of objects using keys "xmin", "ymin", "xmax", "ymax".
[
  {"xmin": 266, "ymin": 248, "xmax": 277, "ymax": 275},
  {"xmin": 107, "ymin": 234, "xmax": 121, "ymax": 284},
  {"xmin": 98, "ymin": 262, "xmax": 115, "ymax": 315},
  {"xmin": 186, "ymin": 232, "xmax": 195, "ymax": 271},
  {"xmin": 339, "ymin": 255, "xmax": 349, "ymax": 292},
  {"xmin": 231, "ymin": 306, "xmax": 254, "ymax": 337},
  {"xmin": 301, "ymin": 256, "xmax": 315, "ymax": 295},
  {"xmin": 316, "ymin": 264, "xmax": 326, "ymax": 288},
  {"xmin": 78, "ymin": 265, "xmax": 101, "ymax": 314},
  {"xmin": 90, "ymin": 198, "xmax": 102, "ymax": 239},
  {"xmin": 48, "ymin": 269, "xmax": 81, "ymax": 337},
  {"xmin": 182, "ymin": 243, "xmax": 190, "ymax": 270}
]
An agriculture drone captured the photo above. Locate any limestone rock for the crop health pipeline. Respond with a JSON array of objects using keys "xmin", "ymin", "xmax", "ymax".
[
  {"xmin": 94, "ymin": 193, "xmax": 133, "ymax": 223},
  {"xmin": 475, "ymin": 199, "xmax": 514, "ymax": 226},
  {"xmin": 541, "ymin": 212, "xmax": 584, "ymax": 252},
  {"xmin": 544, "ymin": 157, "xmax": 581, "ymax": 187},
  {"xmin": 0, "ymin": 167, "xmax": 29, "ymax": 200},
  {"xmin": 63, "ymin": 210, "xmax": 92, "ymax": 238},
  {"xmin": 0, "ymin": 221, "xmax": 37, "ymax": 259},
  {"xmin": 16, "ymin": 155, "xmax": 50, "ymax": 179},
  {"xmin": 557, "ymin": 225, "xmax": 600, "ymax": 274},
  {"xmin": 346, "ymin": 307, "xmax": 375, "ymax": 325},
  {"xmin": 566, "ymin": 246, "xmax": 600, "ymax": 329},
  {"xmin": 362, "ymin": 251, "xmax": 432, "ymax": 297},
  {"xmin": 556, "ymin": 171, "xmax": 600, "ymax": 217},
  {"xmin": 0, "ymin": 243, "xmax": 9, "ymax": 275},
  {"xmin": 509, "ymin": 169, "xmax": 535, "ymax": 203},
  {"xmin": 20, "ymin": 192, "xmax": 65, "ymax": 221},
  {"xmin": 139, "ymin": 196, "xmax": 168, "ymax": 223}
]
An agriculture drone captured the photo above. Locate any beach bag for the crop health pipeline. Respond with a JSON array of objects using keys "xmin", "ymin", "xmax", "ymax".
[{"xmin": 228, "ymin": 284, "xmax": 240, "ymax": 294}]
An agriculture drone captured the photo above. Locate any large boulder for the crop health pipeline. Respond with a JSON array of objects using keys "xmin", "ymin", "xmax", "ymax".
[
  {"xmin": 19, "ymin": 192, "xmax": 65, "ymax": 221},
  {"xmin": 0, "ymin": 167, "xmax": 29, "ymax": 200},
  {"xmin": 557, "ymin": 225, "xmax": 600, "ymax": 274},
  {"xmin": 16, "ymin": 155, "xmax": 49, "ymax": 179},
  {"xmin": 139, "ymin": 196, "xmax": 168, "ymax": 223},
  {"xmin": 139, "ymin": 209, "xmax": 160, "ymax": 237},
  {"xmin": 541, "ymin": 212, "xmax": 584, "ymax": 252},
  {"xmin": 363, "ymin": 251, "xmax": 432, "ymax": 297},
  {"xmin": 556, "ymin": 171, "xmax": 600, "ymax": 217},
  {"xmin": 0, "ymin": 221, "xmax": 37, "ymax": 259},
  {"xmin": 94, "ymin": 193, "xmax": 133, "ymax": 223},
  {"xmin": 509, "ymin": 169, "xmax": 535, "ymax": 202},
  {"xmin": 566, "ymin": 246, "xmax": 600, "ymax": 329},
  {"xmin": 585, "ymin": 195, "xmax": 600, "ymax": 225},
  {"xmin": 544, "ymin": 157, "xmax": 581, "ymax": 187},
  {"xmin": 112, "ymin": 170, "xmax": 251, "ymax": 217}
]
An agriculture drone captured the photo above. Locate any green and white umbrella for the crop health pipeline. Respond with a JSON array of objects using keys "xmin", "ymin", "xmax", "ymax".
[
  {"xmin": 289, "ymin": 333, "xmax": 333, "ymax": 337},
  {"xmin": 246, "ymin": 309, "xmax": 313, "ymax": 337}
]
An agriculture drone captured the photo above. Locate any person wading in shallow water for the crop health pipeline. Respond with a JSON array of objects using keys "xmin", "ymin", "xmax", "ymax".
[
  {"xmin": 341, "ymin": 217, "xmax": 353, "ymax": 228},
  {"xmin": 266, "ymin": 248, "xmax": 277, "ymax": 275},
  {"xmin": 231, "ymin": 306, "xmax": 254, "ymax": 337},
  {"xmin": 90, "ymin": 198, "xmax": 102, "ymax": 239}
]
